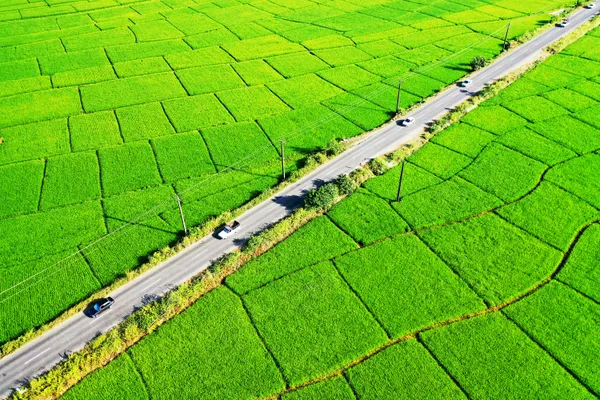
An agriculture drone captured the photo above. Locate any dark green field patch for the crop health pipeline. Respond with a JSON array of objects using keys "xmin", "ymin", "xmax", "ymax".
[
  {"xmin": 419, "ymin": 213, "xmax": 562, "ymax": 305},
  {"xmin": 176, "ymin": 64, "xmax": 246, "ymax": 95},
  {"xmin": 352, "ymin": 81, "xmax": 421, "ymax": 114},
  {"xmin": 505, "ymin": 281, "xmax": 600, "ymax": 394},
  {"xmin": 408, "ymin": 142, "xmax": 472, "ymax": 180},
  {"xmin": 81, "ymin": 73, "xmax": 186, "ymax": 113},
  {"xmin": 258, "ymin": 104, "xmax": 362, "ymax": 157},
  {"xmin": 268, "ymin": 73, "xmax": 344, "ymax": 109},
  {"xmin": 336, "ymin": 234, "xmax": 485, "ymax": 338},
  {"xmin": 41, "ymin": 152, "xmax": 100, "ymax": 210},
  {"xmin": 61, "ymin": 354, "xmax": 148, "ymax": 400},
  {"xmin": 0, "ymin": 160, "xmax": 44, "ymax": 218},
  {"xmin": 545, "ymin": 154, "xmax": 600, "ymax": 209},
  {"xmin": 152, "ymin": 131, "xmax": 215, "ymax": 182},
  {"xmin": 431, "ymin": 122, "xmax": 496, "ymax": 158},
  {"xmin": 318, "ymin": 65, "xmax": 380, "ymax": 91},
  {"xmin": 498, "ymin": 182, "xmax": 599, "ymax": 250},
  {"xmin": 243, "ymin": 261, "xmax": 388, "ymax": 386},
  {"xmin": 400, "ymin": 73, "xmax": 445, "ymax": 99},
  {"xmin": 347, "ymin": 339, "xmax": 467, "ymax": 400},
  {"xmin": 459, "ymin": 144, "xmax": 547, "ymax": 202},
  {"xmin": 558, "ymin": 224, "xmax": 600, "ymax": 302},
  {"xmin": 162, "ymin": 94, "xmax": 234, "ymax": 131},
  {"xmin": 394, "ymin": 176, "xmax": 503, "ymax": 229},
  {"xmin": 0, "ymin": 59, "xmax": 40, "ymax": 82},
  {"xmin": 529, "ymin": 115, "xmax": 600, "ymax": 154},
  {"xmin": 128, "ymin": 286, "xmax": 285, "ymax": 399},
  {"xmin": 497, "ymin": 127, "xmax": 576, "ymax": 166},
  {"xmin": 327, "ymin": 188, "xmax": 409, "ymax": 245},
  {"xmin": 98, "ymin": 141, "xmax": 162, "ymax": 196},
  {"xmin": 226, "ymin": 216, "xmax": 358, "ymax": 295},
  {"xmin": 116, "ymin": 102, "xmax": 175, "ymax": 142},
  {"xmin": 216, "ymin": 85, "xmax": 290, "ymax": 121},
  {"xmin": 201, "ymin": 121, "xmax": 279, "ymax": 171},
  {"xmin": 422, "ymin": 313, "xmax": 591, "ymax": 399},
  {"xmin": 69, "ymin": 111, "xmax": 123, "ymax": 152},
  {"xmin": 282, "ymin": 376, "xmax": 354, "ymax": 400}
]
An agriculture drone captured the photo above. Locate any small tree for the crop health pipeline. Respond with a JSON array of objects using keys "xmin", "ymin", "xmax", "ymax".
[
  {"xmin": 334, "ymin": 174, "xmax": 355, "ymax": 196},
  {"xmin": 369, "ymin": 156, "xmax": 388, "ymax": 176},
  {"xmin": 304, "ymin": 183, "xmax": 339, "ymax": 210},
  {"xmin": 326, "ymin": 138, "xmax": 344, "ymax": 156},
  {"xmin": 470, "ymin": 55, "xmax": 487, "ymax": 71}
]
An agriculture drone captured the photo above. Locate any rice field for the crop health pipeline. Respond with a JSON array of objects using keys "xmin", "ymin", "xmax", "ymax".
[{"xmin": 60, "ymin": 22, "xmax": 600, "ymax": 400}]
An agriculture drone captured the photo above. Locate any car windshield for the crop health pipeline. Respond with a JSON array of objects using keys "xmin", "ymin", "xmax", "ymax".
[{"xmin": 223, "ymin": 227, "xmax": 231, "ymax": 233}]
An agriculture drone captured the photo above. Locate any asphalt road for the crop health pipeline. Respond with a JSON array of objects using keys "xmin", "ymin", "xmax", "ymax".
[{"xmin": 0, "ymin": 5, "xmax": 597, "ymax": 397}]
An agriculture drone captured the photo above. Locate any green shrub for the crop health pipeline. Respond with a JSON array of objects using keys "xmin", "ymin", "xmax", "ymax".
[
  {"xmin": 304, "ymin": 183, "xmax": 339, "ymax": 210},
  {"xmin": 368, "ymin": 156, "xmax": 388, "ymax": 176},
  {"xmin": 470, "ymin": 55, "xmax": 487, "ymax": 71},
  {"xmin": 334, "ymin": 173, "xmax": 355, "ymax": 195}
]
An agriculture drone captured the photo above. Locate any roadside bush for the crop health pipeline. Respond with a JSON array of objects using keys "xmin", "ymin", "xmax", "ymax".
[
  {"xmin": 305, "ymin": 183, "xmax": 339, "ymax": 210},
  {"xmin": 369, "ymin": 156, "xmax": 388, "ymax": 176},
  {"xmin": 334, "ymin": 174, "xmax": 355, "ymax": 196},
  {"xmin": 326, "ymin": 139, "xmax": 344, "ymax": 157},
  {"xmin": 470, "ymin": 56, "xmax": 487, "ymax": 71}
]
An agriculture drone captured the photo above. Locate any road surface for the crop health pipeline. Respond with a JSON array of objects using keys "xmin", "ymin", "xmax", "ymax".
[{"xmin": 0, "ymin": 5, "xmax": 597, "ymax": 397}]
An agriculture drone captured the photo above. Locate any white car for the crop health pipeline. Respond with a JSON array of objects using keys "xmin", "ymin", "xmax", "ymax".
[
  {"xmin": 401, "ymin": 117, "xmax": 415, "ymax": 127},
  {"xmin": 459, "ymin": 79, "xmax": 472, "ymax": 88},
  {"xmin": 556, "ymin": 20, "xmax": 568, "ymax": 27},
  {"xmin": 584, "ymin": 3, "xmax": 594, "ymax": 9},
  {"xmin": 217, "ymin": 221, "xmax": 240, "ymax": 239}
]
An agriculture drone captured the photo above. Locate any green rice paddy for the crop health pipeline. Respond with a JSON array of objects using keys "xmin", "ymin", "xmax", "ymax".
[{"xmin": 59, "ymin": 20, "xmax": 600, "ymax": 400}]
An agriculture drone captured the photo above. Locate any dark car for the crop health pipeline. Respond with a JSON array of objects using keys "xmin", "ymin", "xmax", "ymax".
[{"xmin": 90, "ymin": 297, "xmax": 114, "ymax": 318}]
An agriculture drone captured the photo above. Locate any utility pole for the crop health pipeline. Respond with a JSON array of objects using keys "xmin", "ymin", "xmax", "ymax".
[
  {"xmin": 176, "ymin": 194, "xmax": 187, "ymax": 235},
  {"xmin": 396, "ymin": 161, "xmax": 406, "ymax": 202},
  {"xmin": 396, "ymin": 79, "xmax": 403, "ymax": 114},
  {"xmin": 503, "ymin": 23, "xmax": 511, "ymax": 52},
  {"xmin": 280, "ymin": 139, "xmax": 286, "ymax": 180}
]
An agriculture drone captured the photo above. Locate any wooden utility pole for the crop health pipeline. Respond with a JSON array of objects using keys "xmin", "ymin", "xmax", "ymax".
[
  {"xmin": 396, "ymin": 80, "xmax": 403, "ymax": 113},
  {"xmin": 503, "ymin": 23, "xmax": 511, "ymax": 51},
  {"xmin": 176, "ymin": 194, "xmax": 187, "ymax": 235},
  {"xmin": 396, "ymin": 161, "xmax": 406, "ymax": 202},
  {"xmin": 280, "ymin": 139, "xmax": 286, "ymax": 180}
]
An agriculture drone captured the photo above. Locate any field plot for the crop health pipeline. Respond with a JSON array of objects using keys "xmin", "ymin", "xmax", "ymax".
[
  {"xmin": 60, "ymin": 12, "xmax": 600, "ymax": 400},
  {"xmin": 0, "ymin": 0, "xmax": 584, "ymax": 354}
]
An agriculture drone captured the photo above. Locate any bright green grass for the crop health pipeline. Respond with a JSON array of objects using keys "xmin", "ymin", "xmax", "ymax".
[
  {"xmin": 130, "ymin": 20, "xmax": 184, "ymax": 42},
  {"xmin": 323, "ymin": 92, "xmax": 391, "ymax": 131},
  {"xmin": 52, "ymin": 65, "xmax": 116, "ymax": 88},
  {"xmin": 459, "ymin": 143, "xmax": 547, "ymax": 202},
  {"xmin": 162, "ymin": 94, "xmax": 234, "ymax": 132},
  {"xmin": 504, "ymin": 281, "xmax": 600, "ymax": 394},
  {"xmin": 113, "ymin": 56, "xmax": 171, "ymax": 78},
  {"xmin": 184, "ymin": 28, "xmax": 239, "ymax": 49},
  {"xmin": 558, "ymin": 224, "xmax": 600, "ymax": 302},
  {"xmin": 529, "ymin": 115, "xmax": 600, "ymax": 154},
  {"xmin": 571, "ymin": 80, "xmax": 600, "ymax": 101},
  {"xmin": 497, "ymin": 126, "xmax": 576, "ymax": 165},
  {"xmin": 0, "ymin": 76, "xmax": 51, "ymax": 98},
  {"xmin": 61, "ymin": 354, "xmax": 148, "ymax": 400},
  {"xmin": 302, "ymin": 34, "xmax": 353, "ymax": 50},
  {"xmin": 497, "ymin": 182, "xmax": 599, "ymax": 250},
  {"xmin": 503, "ymin": 95, "xmax": 570, "ymax": 123},
  {"xmin": 98, "ymin": 142, "xmax": 162, "ymax": 196},
  {"xmin": 39, "ymin": 48, "xmax": 109, "ymax": 75},
  {"xmin": 544, "ymin": 54, "xmax": 600, "ymax": 78},
  {"xmin": 335, "ymin": 234, "xmax": 485, "ymax": 338},
  {"xmin": 574, "ymin": 104, "xmax": 600, "ymax": 130},
  {"xmin": 223, "ymin": 34, "xmax": 304, "ymax": 61},
  {"xmin": 41, "ymin": 152, "xmax": 100, "ymax": 210},
  {"xmin": 419, "ymin": 213, "xmax": 562, "ymax": 305},
  {"xmin": 408, "ymin": 143, "xmax": 473, "ymax": 179},
  {"xmin": 282, "ymin": 376, "xmax": 354, "ymax": 400},
  {"xmin": 266, "ymin": 52, "xmax": 329, "ymax": 78},
  {"xmin": 176, "ymin": 64, "xmax": 246, "ymax": 95},
  {"xmin": 62, "ymin": 27, "xmax": 135, "ymax": 52},
  {"xmin": 201, "ymin": 121, "xmax": 279, "ymax": 171},
  {"xmin": 69, "ymin": 110, "xmax": 123, "ymax": 152},
  {"xmin": 542, "ymin": 88, "xmax": 597, "ymax": 113},
  {"xmin": 460, "ymin": 105, "xmax": 528, "ymax": 134},
  {"xmin": 268, "ymin": 73, "xmax": 344, "ymax": 109},
  {"xmin": 258, "ymin": 104, "xmax": 362, "ymax": 157},
  {"xmin": 0, "ymin": 59, "xmax": 40, "ymax": 82},
  {"xmin": 347, "ymin": 339, "xmax": 466, "ymax": 400},
  {"xmin": 317, "ymin": 65, "xmax": 380, "ymax": 91},
  {"xmin": 232, "ymin": 60, "xmax": 284, "ymax": 85},
  {"xmin": 0, "ymin": 87, "xmax": 81, "ymax": 129},
  {"xmin": 81, "ymin": 73, "xmax": 187, "ymax": 113},
  {"xmin": 422, "ymin": 312, "xmax": 592, "ymax": 399},
  {"xmin": 363, "ymin": 162, "xmax": 442, "ymax": 201},
  {"xmin": 394, "ymin": 176, "xmax": 503, "ymax": 229},
  {"xmin": 546, "ymin": 154, "xmax": 600, "ymax": 209},
  {"xmin": 525, "ymin": 65, "xmax": 583, "ymax": 89},
  {"xmin": 226, "ymin": 216, "xmax": 358, "ymax": 295},
  {"xmin": 352, "ymin": 81, "xmax": 421, "ymax": 112},
  {"xmin": 0, "ymin": 160, "xmax": 44, "ymax": 218},
  {"xmin": 358, "ymin": 55, "xmax": 416, "ymax": 78},
  {"xmin": 128, "ymin": 286, "xmax": 285, "ymax": 399},
  {"xmin": 431, "ymin": 122, "xmax": 496, "ymax": 158},
  {"xmin": 115, "ymin": 102, "xmax": 176, "ymax": 142},
  {"xmin": 106, "ymin": 39, "xmax": 189, "ymax": 63},
  {"xmin": 327, "ymin": 188, "xmax": 409, "ymax": 245},
  {"xmin": 151, "ymin": 131, "xmax": 215, "ymax": 182},
  {"xmin": 243, "ymin": 261, "xmax": 388, "ymax": 386},
  {"xmin": 399, "ymin": 73, "xmax": 445, "ymax": 99},
  {"xmin": 0, "ymin": 119, "xmax": 69, "ymax": 166},
  {"xmin": 216, "ymin": 85, "xmax": 290, "ymax": 121},
  {"xmin": 483, "ymin": 77, "xmax": 551, "ymax": 106},
  {"xmin": 313, "ymin": 46, "xmax": 373, "ymax": 67}
]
